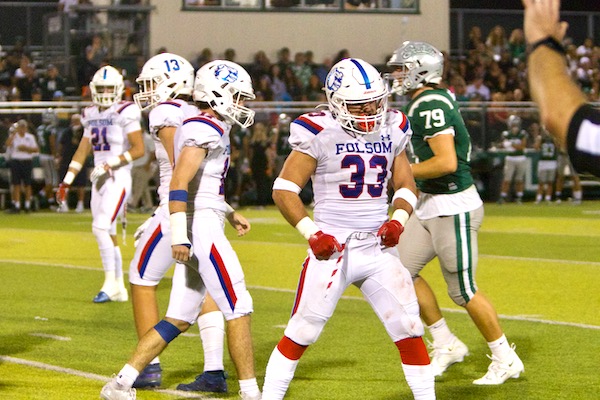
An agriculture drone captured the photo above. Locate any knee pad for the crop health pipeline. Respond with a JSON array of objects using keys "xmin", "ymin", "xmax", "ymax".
[
  {"xmin": 92, "ymin": 226, "xmax": 113, "ymax": 249},
  {"xmin": 223, "ymin": 289, "xmax": 254, "ymax": 321},
  {"xmin": 154, "ymin": 320, "xmax": 182, "ymax": 343},
  {"xmin": 284, "ymin": 313, "xmax": 327, "ymax": 346}
]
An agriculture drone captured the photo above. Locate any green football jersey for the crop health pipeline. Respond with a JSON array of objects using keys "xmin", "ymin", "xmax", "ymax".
[{"xmin": 406, "ymin": 88, "xmax": 474, "ymax": 194}]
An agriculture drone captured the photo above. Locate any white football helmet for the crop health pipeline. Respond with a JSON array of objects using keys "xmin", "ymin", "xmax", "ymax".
[
  {"xmin": 386, "ymin": 41, "xmax": 444, "ymax": 96},
  {"xmin": 324, "ymin": 58, "xmax": 388, "ymax": 135},
  {"xmin": 90, "ymin": 65, "xmax": 124, "ymax": 107},
  {"xmin": 193, "ymin": 60, "xmax": 255, "ymax": 128},
  {"xmin": 134, "ymin": 53, "xmax": 195, "ymax": 111},
  {"xmin": 508, "ymin": 115, "xmax": 522, "ymax": 131}
]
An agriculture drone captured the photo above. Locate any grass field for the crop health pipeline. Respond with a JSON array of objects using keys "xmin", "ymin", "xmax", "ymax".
[{"xmin": 1, "ymin": 202, "xmax": 599, "ymax": 399}]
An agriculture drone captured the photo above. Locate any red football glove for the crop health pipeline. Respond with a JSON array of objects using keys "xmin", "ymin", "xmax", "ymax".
[
  {"xmin": 56, "ymin": 183, "xmax": 70, "ymax": 205},
  {"xmin": 377, "ymin": 220, "xmax": 404, "ymax": 247},
  {"xmin": 308, "ymin": 231, "xmax": 342, "ymax": 261}
]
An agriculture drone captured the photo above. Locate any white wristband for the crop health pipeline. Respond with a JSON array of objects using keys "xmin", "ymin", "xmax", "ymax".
[
  {"xmin": 106, "ymin": 155, "xmax": 121, "ymax": 168},
  {"xmin": 169, "ymin": 212, "xmax": 189, "ymax": 246},
  {"xmin": 391, "ymin": 209, "xmax": 410, "ymax": 226},
  {"xmin": 123, "ymin": 151, "xmax": 133, "ymax": 163},
  {"xmin": 295, "ymin": 216, "xmax": 320, "ymax": 240},
  {"xmin": 273, "ymin": 177, "xmax": 302, "ymax": 194},
  {"xmin": 63, "ymin": 171, "xmax": 75, "ymax": 185},
  {"xmin": 392, "ymin": 188, "xmax": 418, "ymax": 210},
  {"xmin": 225, "ymin": 202, "xmax": 235, "ymax": 216},
  {"xmin": 68, "ymin": 160, "xmax": 82, "ymax": 172}
]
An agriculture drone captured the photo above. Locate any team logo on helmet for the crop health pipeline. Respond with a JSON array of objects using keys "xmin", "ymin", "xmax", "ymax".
[
  {"xmin": 326, "ymin": 68, "xmax": 343, "ymax": 92},
  {"xmin": 214, "ymin": 64, "xmax": 239, "ymax": 83}
]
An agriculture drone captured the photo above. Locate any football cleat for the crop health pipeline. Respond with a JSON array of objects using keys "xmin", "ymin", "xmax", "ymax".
[
  {"xmin": 93, "ymin": 291, "xmax": 111, "ymax": 303},
  {"xmin": 93, "ymin": 288, "xmax": 128, "ymax": 303},
  {"xmin": 177, "ymin": 370, "xmax": 228, "ymax": 393},
  {"xmin": 239, "ymin": 391, "xmax": 262, "ymax": 400},
  {"xmin": 428, "ymin": 337, "xmax": 469, "ymax": 377},
  {"xmin": 473, "ymin": 344, "xmax": 524, "ymax": 385},
  {"xmin": 133, "ymin": 363, "xmax": 162, "ymax": 388},
  {"xmin": 100, "ymin": 378, "xmax": 136, "ymax": 400}
]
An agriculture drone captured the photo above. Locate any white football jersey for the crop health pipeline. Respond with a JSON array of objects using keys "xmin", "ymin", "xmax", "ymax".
[
  {"xmin": 148, "ymin": 99, "xmax": 199, "ymax": 206},
  {"xmin": 176, "ymin": 112, "xmax": 231, "ymax": 214},
  {"xmin": 289, "ymin": 109, "xmax": 412, "ymax": 232},
  {"xmin": 82, "ymin": 101, "xmax": 142, "ymax": 170}
]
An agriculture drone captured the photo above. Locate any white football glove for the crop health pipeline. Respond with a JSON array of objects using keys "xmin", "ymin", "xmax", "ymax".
[
  {"xmin": 133, "ymin": 216, "xmax": 153, "ymax": 248},
  {"xmin": 90, "ymin": 163, "xmax": 112, "ymax": 183}
]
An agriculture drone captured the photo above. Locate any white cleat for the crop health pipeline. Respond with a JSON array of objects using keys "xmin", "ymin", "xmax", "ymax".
[
  {"xmin": 100, "ymin": 378, "xmax": 136, "ymax": 400},
  {"xmin": 239, "ymin": 391, "xmax": 262, "ymax": 400},
  {"xmin": 429, "ymin": 337, "xmax": 469, "ymax": 377},
  {"xmin": 110, "ymin": 287, "xmax": 129, "ymax": 302},
  {"xmin": 473, "ymin": 344, "xmax": 524, "ymax": 385}
]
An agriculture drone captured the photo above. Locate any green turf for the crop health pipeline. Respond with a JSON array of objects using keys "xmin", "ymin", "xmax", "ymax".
[{"xmin": 1, "ymin": 203, "xmax": 599, "ymax": 399}]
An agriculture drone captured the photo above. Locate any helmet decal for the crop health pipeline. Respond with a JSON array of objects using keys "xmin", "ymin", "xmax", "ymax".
[
  {"xmin": 214, "ymin": 64, "xmax": 239, "ymax": 83},
  {"xmin": 326, "ymin": 67, "xmax": 343, "ymax": 92}
]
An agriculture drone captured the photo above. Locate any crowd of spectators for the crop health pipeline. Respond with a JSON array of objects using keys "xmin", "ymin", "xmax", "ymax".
[{"xmin": 1, "ymin": 24, "xmax": 599, "ymax": 209}]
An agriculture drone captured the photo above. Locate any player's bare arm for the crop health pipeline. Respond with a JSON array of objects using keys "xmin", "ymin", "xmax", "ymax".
[
  {"xmin": 390, "ymin": 150, "xmax": 417, "ymax": 214},
  {"xmin": 272, "ymin": 150, "xmax": 316, "ymax": 226},
  {"xmin": 125, "ymin": 129, "xmax": 145, "ymax": 161},
  {"xmin": 169, "ymin": 145, "xmax": 207, "ymax": 262},
  {"xmin": 226, "ymin": 210, "xmax": 251, "ymax": 237},
  {"xmin": 157, "ymin": 126, "xmax": 177, "ymax": 165},
  {"xmin": 411, "ymin": 133, "xmax": 457, "ymax": 179}
]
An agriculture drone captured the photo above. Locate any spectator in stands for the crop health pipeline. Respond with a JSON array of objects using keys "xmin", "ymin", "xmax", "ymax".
[
  {"xmin": 574, "ymin": 56, "xmax": 594, "ymax": 94},
  {"xmin": 57, "ymin": 114, "xmax": 87, "ymax": 212},
  {"xmin": 268, "ymin": 64, "xmax": 291, "ymax": 101},
  {"xmin": 291, "ymin": 51, "xmax": 311, "ymax": 92},
  {"xmin": 305, "ymin": 73, "xmax": 325, "ymax": 102},
  {"xmin": 224, "ymin": 48, "xmax": 236, "ymax": 62},
  {"xmin": 37, "ymin": 64, "xmax": 67, "ymax": 101},
  {"xmin": 508, "ymin": 28, "xmax": 527, "ymax": 65},
  {"xmin": 84, "ymin": 34, "xmax": 109, "ymax": 84},
  {"xmin": 248, "ymin": 50, "xmax": 271, "ymax": 83},
  {"xmin": 466, "ymin": 74, "xmax": 491, "ymax": 101},
  {"xmin": 576, "ymin": 37, "xmax": 594, "ymax": 58},
  {"xmin": 276, "ymin": 47, "xmax": 292, "ymax": 72},
  {"xmin": 4, "ymin": 119, "xmax": 39, "ymax": 213},
  {"xmin": 0, "ymin": 58, "xmax": 11, "ymax": 89},
  {"xmin": 333, "ymin": 48, "xmax": 350, "ymax": 64},
  {"xmin": 486, "ymin": 25, "xmax": 509, "ymax": 61},
  {"xmin": 194, "ymin": 47, "xmax": 213, "ymax": 69},
  {"xmin": 14, "ymin": 55, "xmax": 36, "ymax": 101},
  {"xmin": 467, "ymin": 25, "xmax": 484, "ymax": 55}
]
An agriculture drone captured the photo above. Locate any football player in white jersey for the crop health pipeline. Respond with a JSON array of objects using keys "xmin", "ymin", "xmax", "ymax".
[
  {"xmin": 261, "ymin": 58, "xmax": 435, "ymax": 400},
  {"xmin": 127, "ymin": 52, "xmax": 238, "ymax": 392},
  {"xmin": 57, "ymin": 65, "xmax": 144, "ymax": 303},
  {"xmin": 101, "ymin": 60, "xmax": 260, "ymax": 400}
]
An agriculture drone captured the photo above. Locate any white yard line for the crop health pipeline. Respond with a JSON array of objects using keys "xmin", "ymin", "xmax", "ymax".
[
  {"xmin": 2, "ymin": 257, "xmax": 599, "ymax": 332},
  {"xmin": 0, "ymin": 355, "xmax": 219, "ymax": 399}
]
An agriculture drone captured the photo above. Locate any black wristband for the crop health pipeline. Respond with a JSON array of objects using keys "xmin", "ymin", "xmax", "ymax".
[{"xmin": 529, "ymin": 36, "xmax": 566, "ymax": 56}]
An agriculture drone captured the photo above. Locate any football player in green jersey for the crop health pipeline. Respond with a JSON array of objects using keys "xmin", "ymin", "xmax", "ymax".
[{"xmin": 387, "ymin": 41, "xmax": 524, "ymax": 385}]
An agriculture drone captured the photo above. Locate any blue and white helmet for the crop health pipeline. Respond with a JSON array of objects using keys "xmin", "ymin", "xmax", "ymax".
[
  {"xmin": 324, "ymin": 58, "xmax": 388, "ymax": 135},
  {"xmin": 193, "ymin": 60, "xmax": 256, "ymax": 128},
  {"xmin": 90, "ymin": 65, "xmax": 124, "ymax": 107},
  {"xmin": 134, "ymin": 52, "xmax": 195, "ymax": 111}
]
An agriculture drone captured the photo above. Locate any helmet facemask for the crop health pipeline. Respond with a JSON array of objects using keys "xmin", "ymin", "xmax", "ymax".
[{"xmin": 90, "ymin": 66, "xmax": 124, "ymax": 108}]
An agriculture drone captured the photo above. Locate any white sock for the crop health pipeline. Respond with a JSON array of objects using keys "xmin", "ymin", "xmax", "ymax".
[
  {"xmin": 99, "ymin": 246, "xmax": 116, "ymax": 292},
  {"xmin": 150, "ymin": 357, "xmax": 160, "ymax": 365},
  {"xmin": 401, "ymin": 363, "xmax": 436, "ymax": 400},
  {"xmin": 573, "ymin": 190, "xmax": 582, "ymax": 201},
  {"xmin": 488, "ymin": 334, "xmax": 511, "ymax": 362},
  {"xmin": 116, "ymin": 363, "xmax": 139, "ymax": 389},
  {"xmin": 114, "ymin": 246, "xmax": 124, "ymax": 288},
  {"xmin": 262, "ymin": 348, "xmax": 299, "ymax": 400},
  {"xmin": 198, "ymin": 311, "xmax": 225, "ymax": 371},
  {"xmin": 427, "ymin": 318, "xmax": 455, "ymax": 347},
  {"xmin": 239, "ymin": 378, "xmax": 260, "ymax": 397}
]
